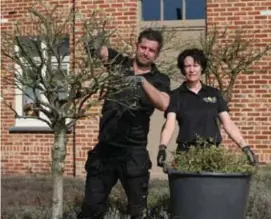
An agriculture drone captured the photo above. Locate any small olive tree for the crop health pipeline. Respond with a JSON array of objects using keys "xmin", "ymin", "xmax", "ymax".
[
  {"xmin": 200, "ymin": 27, "xmax": 271, "ymax": 102},
  {"xmin": 1, "ymin": 3, "xmax": 132, "ymax": 219}
]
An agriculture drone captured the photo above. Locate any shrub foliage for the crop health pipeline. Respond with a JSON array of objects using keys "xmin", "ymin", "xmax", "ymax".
[
  {"xmin": 171, "ymin": 145, "xmax": 255, "ymax": 174},
  {"xmin": 1, "ymin": 167, "xmax": 271, "ymax": 219}
]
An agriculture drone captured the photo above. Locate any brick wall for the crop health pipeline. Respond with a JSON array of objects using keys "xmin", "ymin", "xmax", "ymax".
[
  {"xmin": 1, "ymin": 0, "xmax": 138, "ymax": 176},
  {"xmin": 1, "ymin": 0, "xmax": 270, "ymax": 176},
  {"xmin": 207, "ymin": 0, "xmax": 271, "ymax": 162}
]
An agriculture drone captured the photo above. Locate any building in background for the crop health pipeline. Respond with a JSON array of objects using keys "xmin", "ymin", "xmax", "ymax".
[{"xmin": 1, "ymin": 0, "xmax": 270, "ymax": 177}]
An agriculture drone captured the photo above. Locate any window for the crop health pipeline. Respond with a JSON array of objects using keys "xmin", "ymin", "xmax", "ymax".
[
  {"xmin": 141, "ymin": 0, "xmax": 205, "ymax": 21},
  {"xmin": 14, "ymin": 37, "xmax": 69, "ymax": 128},
  {"xmin": 186, "ymin": 0, "xmax": 205, "ymax": 19}
]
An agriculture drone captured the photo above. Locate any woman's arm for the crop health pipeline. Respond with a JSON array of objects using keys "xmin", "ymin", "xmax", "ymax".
[
  {"xmin": 160, "ymin": 112, "xmax": 177, "ymax": 146},
  {"xmin": 157, "ymin": 112, "xmax": 176, "ymax": 167},
  {"xmin": 219, "ymin": 111, "xmax": 258, "ymax": 165},
  {"xmin": 218, "ymin": 111, "xmax": 247, "ymax": 148}
]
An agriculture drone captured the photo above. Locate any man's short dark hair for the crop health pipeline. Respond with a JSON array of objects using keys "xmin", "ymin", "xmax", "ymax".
[
  {"xmin": 177, "ymin": 48, "xmax": 208, "ymax": 75},
  {"xmin": 137, "ymin": 28, "xmax": 163, "ymax": 52}
]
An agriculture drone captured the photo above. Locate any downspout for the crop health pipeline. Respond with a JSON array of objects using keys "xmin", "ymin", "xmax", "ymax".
[
  {"xmin": 72, "ymin": 0, "xmax": 76, "ymax": 177},
  {"xmin": 205, "ymin": 0, "xmax": 208, "ymax": 85},
  {"xmin": 205, "ymin": 0, "xmax": 208, "ymax": 35}
]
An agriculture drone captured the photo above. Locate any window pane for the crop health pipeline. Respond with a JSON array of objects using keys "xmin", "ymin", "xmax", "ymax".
[
  {"xmin": 142, "ymin": 0, "xmax": 161, "ymax": 21},
  {"xmin": 17, "ymin": 36, "xmax": 69, "ymax": 57},
  {"xmin": 17, "ymin": 37, "xmax": 41, "ymax": 57},
  {"xmin": 164, "ymin": 0, "xmax": 182, "ymax": 20},
  {"xmin": 186, "ymin": 0, "xmax": 206, "ymax": 19},
  {"xmin": 23, "ymin": 86, "xmax": 39, "ymax": 117},
  {"xmin": 52, "ymin": 64, "xmax": 69, "ymax": 100},
  {"xmin": 19, "ymin": 37, "xmax": 70, "ymax": 118},
  {"xmin": 55, "ymin": 37, "xmax": 70, "ymax": 56},
  {"xmin": 48, "ymin": 37, "xmax": 69, "ymax": 57},
  {"xmin": 59, "ymin": 38, "xmax": 69, "ymax": 56}
]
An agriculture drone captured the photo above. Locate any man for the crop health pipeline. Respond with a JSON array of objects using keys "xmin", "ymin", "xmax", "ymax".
[{"xmin": 78, "ymin": 28, "xmax": 170, "ymax": 219}]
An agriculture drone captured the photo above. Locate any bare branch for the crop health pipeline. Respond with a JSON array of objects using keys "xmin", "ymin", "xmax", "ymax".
[{"xmin": 200, "ymin": 27, "xmax": 271, "ymax": 102}]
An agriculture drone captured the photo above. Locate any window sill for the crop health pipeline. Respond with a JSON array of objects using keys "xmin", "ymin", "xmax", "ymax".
[
  {"xmin": 9, "ymin": 126, "xmax": 72, "ymax": 133},
  {"xmin": 140, "ymin": 20, "xmax": 206, "ymax": 29}
]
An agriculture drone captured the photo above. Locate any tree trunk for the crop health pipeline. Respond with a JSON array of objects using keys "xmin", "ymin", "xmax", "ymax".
[{"xmin": 51, "ymin": 124, "xmax": 67, "ymax": 219}]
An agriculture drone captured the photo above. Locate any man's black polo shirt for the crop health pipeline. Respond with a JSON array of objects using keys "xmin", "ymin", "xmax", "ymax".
[
  {"xmin": 166, "ymin": 82, "xmax": 228, "ymax": 147},
  {"xmin": 98, "ymin": 49, "xmax": 170, "ymax": 149}
]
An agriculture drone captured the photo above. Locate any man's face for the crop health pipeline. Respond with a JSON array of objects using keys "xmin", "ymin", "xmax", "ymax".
[
  {"xmin": 135, "ymin": 38, "xmax": 160, "ymax": 67},
  {"xmin": 183, "ymin": 56, "xmax": 202, "ymax": 83}
]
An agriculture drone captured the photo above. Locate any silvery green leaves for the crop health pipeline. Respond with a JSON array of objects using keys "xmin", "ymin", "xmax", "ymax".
[
  {"xmin": 83, "ymin": 13, "xmax": 113, "ymax": 59},
  {"xmin": 124, "ymin": 75, "xmax": 144, "ymax": 87},
  {"xmin": 85, "ymin": 32, "xmax": 107, "ymax": 58}
]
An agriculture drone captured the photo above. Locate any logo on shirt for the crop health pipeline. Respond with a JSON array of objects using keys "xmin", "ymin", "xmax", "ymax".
[{"xmin": 203, "ymin": 96, "xmax": 217, "ymax": 103}]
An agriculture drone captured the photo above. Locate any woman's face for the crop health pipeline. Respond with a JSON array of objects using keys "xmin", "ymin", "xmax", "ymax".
[{"xmin": 183, "ymin": 56, "xmax": 202, "ymax": 83}]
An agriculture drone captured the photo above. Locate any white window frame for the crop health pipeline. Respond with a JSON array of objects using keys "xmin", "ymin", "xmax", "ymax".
[{"xmin": 14, "ymin": 41, "xmax": 70, "ymax": 128}]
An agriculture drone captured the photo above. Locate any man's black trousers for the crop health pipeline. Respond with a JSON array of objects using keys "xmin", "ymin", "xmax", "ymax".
[{"xmin": 77, "ymin": 144, "xmax": 152, "ymax": 219}]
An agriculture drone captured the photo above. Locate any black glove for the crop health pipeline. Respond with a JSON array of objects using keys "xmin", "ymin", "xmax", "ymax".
[
  {"xmin": 242, "ymin": 145, "xmax": 258, "ymax": 166},
  {"xmin": 125, "ymin": 75, "xmax": 144, "ymax": 87},
  {"xmin": 157, "ymin": 144, "xmax": 167, "ymax": 167},
  {"xmin": 85, "ymin": 32, "xmax": 106, "ymax": 58}
]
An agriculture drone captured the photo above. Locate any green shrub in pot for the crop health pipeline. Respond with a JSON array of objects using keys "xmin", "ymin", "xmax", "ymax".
[
  {"xmin": 170, "ymin": 144, "xmax": 256, "ymax": 174},
  {"xmin": 166, "ymin": 137, "xmax": 257, "ymax": 219}
]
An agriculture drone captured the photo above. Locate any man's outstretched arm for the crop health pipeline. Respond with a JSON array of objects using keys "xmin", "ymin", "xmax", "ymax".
[
  {"xmin": 126, "ymin": 75, "xmax": 170, "ymax": 111},
  {"xmin": 141, "ymin": 78, "xmax": 170, "ymax": 111}
]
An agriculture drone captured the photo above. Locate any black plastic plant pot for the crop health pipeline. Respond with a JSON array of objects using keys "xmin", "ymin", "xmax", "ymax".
[{"xmin": 167, "ymin": 168, "xmax": 251, "ymax": 219}]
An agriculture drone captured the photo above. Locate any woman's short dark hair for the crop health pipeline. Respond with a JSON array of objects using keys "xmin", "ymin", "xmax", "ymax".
[
  {"xmin": 137, "ymin": 28, "xmax": 163, "ymax": 52},
  {"xmin": 177, "ymin": 48, "xmax": 208, "ymax": 75}
]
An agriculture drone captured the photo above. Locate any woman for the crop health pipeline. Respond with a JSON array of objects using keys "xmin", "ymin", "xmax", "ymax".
[{"xmin": 156, "ymin": 48, "xmax": 257, "ymax": 167}]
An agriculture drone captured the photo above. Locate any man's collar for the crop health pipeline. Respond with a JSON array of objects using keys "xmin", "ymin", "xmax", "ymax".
[
  {"xmin": 150, "ymin": 63, "xmax": 158, "ymax": 75},
  {"xmin": 129, "ymin": 58, "xmax": 158, "ymax": 75}
]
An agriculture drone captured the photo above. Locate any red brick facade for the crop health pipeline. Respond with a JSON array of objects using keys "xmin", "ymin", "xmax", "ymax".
[
  {"xmin": 207, "ymin": 0, "xmax": 271, "ymax": 162},
  {"xmin": 1, "ymin": 0, "xmax": 270, "ymax": 176}
]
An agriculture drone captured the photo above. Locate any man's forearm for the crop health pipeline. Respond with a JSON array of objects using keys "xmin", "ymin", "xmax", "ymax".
[{"xmin": 141, "ymin": 78, "xmax": 169, "ymax": 111}]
